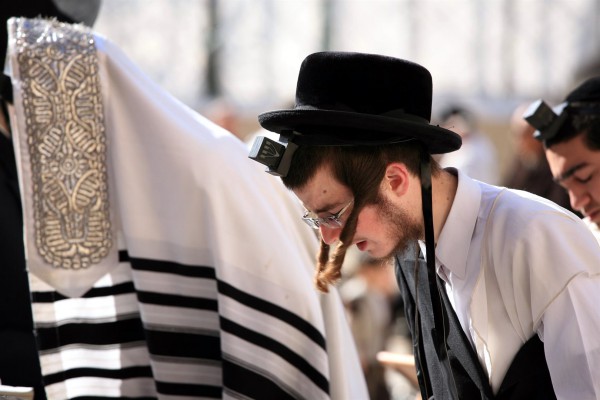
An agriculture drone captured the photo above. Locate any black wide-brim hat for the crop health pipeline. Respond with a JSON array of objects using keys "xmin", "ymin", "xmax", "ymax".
[{"xmin": 259, "ymin": 51, "xmax": 461, "ymax": 154}]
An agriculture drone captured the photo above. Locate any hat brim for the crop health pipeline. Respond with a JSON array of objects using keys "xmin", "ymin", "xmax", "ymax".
[{"xmin": 259, "ymin": 109, "xmax": 461, "ymax": 154}]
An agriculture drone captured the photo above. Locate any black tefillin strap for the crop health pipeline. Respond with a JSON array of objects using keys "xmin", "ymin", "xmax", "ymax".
[
  {"xmin": 418, "ymin": 148, "xmax": 459, "ymax": 399},
  {"xmin": 248, "ymin": 130, "xmax": 417, "ymax": 177}
]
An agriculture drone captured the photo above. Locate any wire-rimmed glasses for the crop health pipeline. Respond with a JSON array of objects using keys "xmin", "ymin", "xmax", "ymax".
[{"xmin": 302, "ymin": 200, "xmax": 353, "ymax": 229}]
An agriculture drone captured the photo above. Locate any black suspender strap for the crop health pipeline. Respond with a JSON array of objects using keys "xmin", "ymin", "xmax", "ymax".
[{"xmin": 419, "ymin": 149, "xmax": 460, "ymax": 399}]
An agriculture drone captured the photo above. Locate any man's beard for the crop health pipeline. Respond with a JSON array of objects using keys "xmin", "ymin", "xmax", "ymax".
[{"xmin": 375, "ymin": 195, "xmax": 423, "ymax": 260}]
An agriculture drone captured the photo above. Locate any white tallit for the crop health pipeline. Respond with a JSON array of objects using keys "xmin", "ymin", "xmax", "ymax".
[{"xmin": 6, "ymin": 17, "xmax": 367, "ymax": 399}]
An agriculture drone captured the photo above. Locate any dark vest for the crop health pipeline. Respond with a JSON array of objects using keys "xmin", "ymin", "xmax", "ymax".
[{"xmin": 395, "ymin": 244, "xmax": 556, "ymax": 400}]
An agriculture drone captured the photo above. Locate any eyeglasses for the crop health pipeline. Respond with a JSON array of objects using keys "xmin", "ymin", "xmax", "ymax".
[{"xmin": 302, "ymin": 200, "xmax": 354, "ymax": 230}]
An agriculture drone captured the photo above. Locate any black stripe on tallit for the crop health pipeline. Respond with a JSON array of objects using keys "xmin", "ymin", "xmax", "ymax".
[
  {"xmin": 217, "ymin": 280, "xmax": 327, "ymax": 350},
  {"xmin": 124, "ymin": 254, "xmax": 329, "ymax": 393},
  {"xmin": 126, "ymin": 255, "xmax": 326, "ymax": 353},
  {"xmin": 31, "ymin": 281, "xmax": 136, "ymax": 302},
  {"xmin": 127, "ymin": 253, "xmax": 325, "ymax": 351},
  {"xmin": 36, "ymin": 318, "xmax": 146, "ymax": 350},
  {"xmin": 70, "ymin": 397, "xmax": 157, "ymax": 400},
  {"xmin": 222, "ymin": 359, "xmax": 297, "ymax": 400},
  {"xmin": 43, "ymin": 365, "xmax": 153, "ymax": 385},
  {"xmin": 221, "ymin": 317, "xmax": 329, "ymax": 394},
  {"xmin": 155, "ymin": 381, "xmax": 222, "ymax": 398},
  {"xmin": 125, "ymin": 254, "xmax": 219, "ymax": 309},
  {"xmin": 127, "ymin": 254, "xmax": 216, "ymax": 279},
  {"xmin": 119, "ymin": 250, "xmax": 130, "ymax": 262},
  {"xmin": 70, "ymin": 397, "xmax": 156, "ymax": 400},
  {"xmin": 136, "ymin": 291, "xmax": 218, "ymax": 311},
  {"xmin": 144, "ymin": 330, "xmax": 221, "ymax": 360}
]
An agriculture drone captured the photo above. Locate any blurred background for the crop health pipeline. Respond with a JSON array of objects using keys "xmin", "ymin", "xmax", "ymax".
[
  {"xmin": 91, "ymin": 2, "xmax": 593, "ymax": 397},
  {"xmin": 93, "ymin": 0, "xmax": 600, "ymax": 179}
]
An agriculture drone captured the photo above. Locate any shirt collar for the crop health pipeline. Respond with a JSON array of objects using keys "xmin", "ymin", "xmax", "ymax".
[{"xmin": 435, "ymin": 168, "xmax": 482, "ymax": 279}]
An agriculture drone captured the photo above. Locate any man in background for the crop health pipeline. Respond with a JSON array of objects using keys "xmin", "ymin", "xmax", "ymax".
[
  {"xmin": 526, "ymin": 76, "xmax": 600, "ymax": 241},
  {"xmin": 503, "ymin": 103, "xmax": 573, "ymax": 213}
]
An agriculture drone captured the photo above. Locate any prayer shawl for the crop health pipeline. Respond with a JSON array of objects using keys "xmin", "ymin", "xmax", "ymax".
[{"xmin": 6, "ymin": 17, "xmax": 367, "ymax": 400}]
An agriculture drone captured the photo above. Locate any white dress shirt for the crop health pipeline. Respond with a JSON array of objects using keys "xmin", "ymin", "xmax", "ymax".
[
  {"xmin": 429, "ymin": 168, "xmax": 600, "ymax": 399},
  {"xmin": 584, "ymin": 217, "xmax": 600, "ymax": 244}
]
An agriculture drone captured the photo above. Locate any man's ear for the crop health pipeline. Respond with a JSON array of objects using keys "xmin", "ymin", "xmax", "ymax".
[{"xmin": 382, "ymin": 162, "xmax": 410, "ymax": 197}]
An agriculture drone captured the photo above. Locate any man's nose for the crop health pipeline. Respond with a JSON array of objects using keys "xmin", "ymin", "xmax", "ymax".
[
  {"xmin": 569, "ymin": 187, "xmax": 590, "ymax": 212},
  {"xmin": 319, "ymin": 225, "xmax": 341, "ymax": 245}
]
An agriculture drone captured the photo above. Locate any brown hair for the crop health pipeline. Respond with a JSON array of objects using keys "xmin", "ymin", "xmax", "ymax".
[
  {"xmin": 282, "ymin": 141, "xmax": 439, "ymax": 292},
  {"xmin": 544, "ymin": 111, "xmax": 600, "ymax": 150}
]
